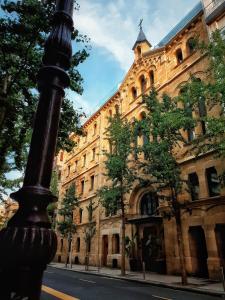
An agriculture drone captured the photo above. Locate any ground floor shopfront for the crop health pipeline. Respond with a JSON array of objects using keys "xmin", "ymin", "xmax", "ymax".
[{"xmin": 55, "ymin": 194, "xmax": 225, "ymax": 280}]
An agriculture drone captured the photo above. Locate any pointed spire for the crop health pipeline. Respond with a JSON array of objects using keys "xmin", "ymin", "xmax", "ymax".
[{"xmin": 132, "ymin": 19, "xmax": 151, "ymax": 50}]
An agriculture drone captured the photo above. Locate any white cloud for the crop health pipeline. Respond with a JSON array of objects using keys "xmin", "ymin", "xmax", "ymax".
[{"xmin": 74, "ymin": 0, "xmax": 199, "ymax": 72}]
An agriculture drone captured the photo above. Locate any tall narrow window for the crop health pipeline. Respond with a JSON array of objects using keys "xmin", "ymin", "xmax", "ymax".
[
  {"xmin": 112, "ymin": 234, "xmax": 120, "ymax": 254},
  {"xmin": 140, "ymin": 75, "xmax": 147, "ymax": 94},
  {"xmin": 187, "ymin": 38, "xmax": 195, "ymax": 55},
  {"xmin": 131, "ymin": 87, "xmax": 137, "ymax": 100},
  {"xmin": 76, "ymin": 237, "xmax": 80, "ymax": 252},
  {"xmin": 206, "ymin": 167, "xmax": 220, "ymax": 197},
  {"xmin": 93, "ymin": 123, "xmax": 97, "ymax": 135},
  {"xmin": 198, "ymin": 96, "xmax": 207, "ymax": 134},
  {"xmin": 90, "ymin": 175, "xmax": 95, "ymax": 190},
  {"xmin": 79, "ymin": 208, "xmax": 83, "ymax": 223},
  {"xmin": 92, "ymin": 148, "xmax": 96, "ymax": 161},
  {"xmin": 150, "ymin": 70, "xmax": 154, "ymax": 86},
  {"xmin": 67, "ymin": 165, "xmax": 71, "ymax": 177},
  {"xmin": 83, "ymin": 154, "xmax": 86, "ymax": 167},
  {"xmin": 74, "ymin": 160, "xmax": 78, "ymax": 172},
  {"xmin": 176, "ymin": 48, "xmax": 183, "ymax": 64},
  {"xmin": 81, "ymin": 180, "xmax": 85, "ymax": 194},
  {"xmin": 188, "ymin": 172, "xmax": 199, "ymax": 201},
  {"xmin": 137, "ymin": 46, "xmax": 142, "ymax": 59}
]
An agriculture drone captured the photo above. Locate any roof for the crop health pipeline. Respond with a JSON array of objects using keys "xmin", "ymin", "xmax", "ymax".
[
  {"xmin": 132, "ymin": 27, "xmax": 152, "ymax": 50},
  {"xmin": 157, "ymin": 1, "xmax": 203, "ymax": 47}
]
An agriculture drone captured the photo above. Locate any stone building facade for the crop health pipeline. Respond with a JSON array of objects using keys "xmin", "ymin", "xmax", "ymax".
[{"xmin": 55, "ymin": 2, "xmax": 225, "ymax": 280}]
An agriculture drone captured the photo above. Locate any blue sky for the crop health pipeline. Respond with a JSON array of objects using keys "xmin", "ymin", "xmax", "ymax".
[{"xmin": 71, "ymin": 0, "xmax": 200, "ymax": 117}]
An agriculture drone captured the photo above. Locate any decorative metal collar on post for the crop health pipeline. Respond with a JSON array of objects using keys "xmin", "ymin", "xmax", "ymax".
[{"xmin": 0, "ymin": 1, "xmax": 74, "ymax": 299}]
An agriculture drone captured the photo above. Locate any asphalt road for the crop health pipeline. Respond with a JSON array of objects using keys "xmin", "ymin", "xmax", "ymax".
[{"xmin": 42, "ymin": 266, "xmax": 220, "ymax": 300}]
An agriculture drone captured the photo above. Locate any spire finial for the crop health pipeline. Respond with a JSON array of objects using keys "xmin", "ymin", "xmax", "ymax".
[{"xmin": 138, "ymin": 18, "xmax": 143, "ymax": 30}]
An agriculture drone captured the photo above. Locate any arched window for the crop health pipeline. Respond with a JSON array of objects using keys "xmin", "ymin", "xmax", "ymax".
[
  {"xmin": 206, "ymin": 167, "xmax": 220, "ymax": 197},
  {"xmin": 137, "ymin": 46, "xmax": 142, "ymax": 59},
  {"xmin": 176, "ymin": 48, "xmax": 183, "ymax": 64},
  {"xmin": 150, "ymin": 70, "xmax": 154, "ymax": 86},
  {"xmin": 109, "ymin": 109, "xmax": 112, "ymax": 117},
  {"xmin": 140, "ymin": 75, "xmax": 147, "ymax": 94},
  {"xmin": 187, "ymin": 38, "xmax": 195, "ymax": 55},
  {"xmin": 140, "ymin": 193, "xmax": 158, "ymax": 216},
  {"xmin": 131, "ymin": 87, "xmax": 137, "ymax": 100}
]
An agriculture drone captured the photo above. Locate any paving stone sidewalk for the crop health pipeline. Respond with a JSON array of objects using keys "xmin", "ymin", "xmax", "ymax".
[{"xmin": 50, "ymin": 262, "xmax": 225, "ymax": 297}]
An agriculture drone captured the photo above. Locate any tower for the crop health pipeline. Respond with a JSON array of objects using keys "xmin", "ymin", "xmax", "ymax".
[{"xmin": 132, "ymin": 19, "xmax": 152, "ymax": 61}]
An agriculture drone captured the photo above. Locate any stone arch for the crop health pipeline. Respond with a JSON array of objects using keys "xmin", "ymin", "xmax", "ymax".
[{"xmin": 129, "ymin": 185, "xmax": 156, "ymax": 215}]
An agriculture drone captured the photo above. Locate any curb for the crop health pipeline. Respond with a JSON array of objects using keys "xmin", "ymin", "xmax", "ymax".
[{"xmin": 49, "ymin": 264, "xmax": 225, "ymax": 298}]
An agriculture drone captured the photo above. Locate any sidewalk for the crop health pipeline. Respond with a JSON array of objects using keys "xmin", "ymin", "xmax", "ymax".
[{"xmin": 50, "ymin": 262, "xmax": 225, "ymax": 297}]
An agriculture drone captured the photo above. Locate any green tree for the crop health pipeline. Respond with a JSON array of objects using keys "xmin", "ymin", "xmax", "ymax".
[
  {"xmin": 47, "ymin": 170, "xmax": 59, "ymax": 229},
  {"xmin": 58, "ymin": 182, "xmax": 78, "ymax": 268},
  {"xmin": 135, "ymin": 90, "xmax": 194, "ymax": 285},
  {"xmin": 98, "ymin": 111, "xmax": 134, "ymax": 276},
  {"xmin": 83, "ymin": 199, "xmax": 97, "ymax": 271},
  {"xmin": 180, "ymin": 31, "xmax": 225, "ymax": 169},
  {"xmin": 0, "ymin": 0, "xmax": 89, "ymax": 194}
]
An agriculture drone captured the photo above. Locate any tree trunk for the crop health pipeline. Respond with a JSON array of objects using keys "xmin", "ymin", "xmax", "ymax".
[
  {"xmin": 175, "ymin": 209, "xmax": 188, "ymax": 285},
  {"xmin": 69, "ymin": 238, "xmax": 73, "ymax": 269},
  {"xmin": 85, "ymin": 242, "xmax": 89, "ymax": 271},
  {"xmin": 65, "ymin": 237, "xmax": 71, "ymax": 268},
  {"xmin": 121, "ymin": 195, "xmax": 126, "ymax": 276}
]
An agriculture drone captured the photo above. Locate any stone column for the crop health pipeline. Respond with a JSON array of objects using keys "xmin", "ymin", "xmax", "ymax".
[
  {"xmin": 197, "ymin": 169, "xmax": 209, "ymax": 199},
  {"xmin": 204, "ymin": 224, "xmax": 221, "ymax": 279}
]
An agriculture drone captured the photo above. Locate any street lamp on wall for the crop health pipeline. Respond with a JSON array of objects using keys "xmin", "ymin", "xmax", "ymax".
[{"xmin": 0, "ymin": 1, "xmax": 74, "ymax": 299}]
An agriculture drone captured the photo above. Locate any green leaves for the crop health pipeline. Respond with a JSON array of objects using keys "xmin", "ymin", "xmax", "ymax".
[
  {"xmin": 98, "ymin": 111, "xmax": 134, "ymax": 214},
  {"xmin": 57, "ymin": 182, "xmax": 78, "ymax": 238},
  {"xmin": 135, "ymin": 89, "xmax": 188, "ymax": 198},
  {"xmin": 0, "ymin": 0, "xmax": 90, "ymax": 190}
]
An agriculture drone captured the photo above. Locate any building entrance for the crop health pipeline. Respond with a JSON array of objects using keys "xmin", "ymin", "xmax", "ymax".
[
  {"xmin": 142, "ymin": 225, "xmax": 166, "ymax": 273},
  {"xmin": 189, "ymin": 226, "xmax": 208, "ymax": 277}
]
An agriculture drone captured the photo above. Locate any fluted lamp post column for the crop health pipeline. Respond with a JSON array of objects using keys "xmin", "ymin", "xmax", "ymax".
[{"xmin": 0, "ymin": 1, "xmax": 74, "ymax": 299}]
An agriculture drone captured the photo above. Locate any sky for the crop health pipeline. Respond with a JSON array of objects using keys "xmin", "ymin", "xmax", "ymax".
[{"xmin": 71, "ymin": 0, "xmax": 200, "ymax": 117}]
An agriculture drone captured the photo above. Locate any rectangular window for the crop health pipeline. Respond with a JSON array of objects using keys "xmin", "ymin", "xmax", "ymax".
[
  {"xmin": 83, "ymin": 154, "xmax": 86, "ymax": 167},
  {"xmin": 206, "ymin": 167, "xmax": 220, "ymax": 197},
  {"xmin": 188, "ymin": 172, "xmax": 199, "ymax": 201},
  {"xmin": 90, "ymin": 175, "xmax": 95, "ymax": 190},
  {"xmin": 76, "ymin": 237, "xmax": 80, "ymax": 252},
  {"xmin": 79, "ymin": 208, "xmax": 83, "ymax": 223},
  {"xmin": 81, "ymin": 180, "xmax": 85, "ymax": 194},
  {"xmin": 74, "ymin": 160, "xmax": 78, "ymax": 172},
  {"xmin": 67, "ymin": 165, "xmax": 70, "ymax": 177},
  {"xmin": 92, "ymin": 148, "xmax": 96, "ymax": 161}
]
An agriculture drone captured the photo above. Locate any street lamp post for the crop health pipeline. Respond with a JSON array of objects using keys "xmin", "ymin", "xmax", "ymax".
[{"xmin": 0, "ymin": 1, "xmax": 74, "ymax": 299}]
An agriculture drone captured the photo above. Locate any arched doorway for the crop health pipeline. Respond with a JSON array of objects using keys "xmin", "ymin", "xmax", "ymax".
[
  {"xmin": 189, "ymin": 226, "xmax": 208, "ymax": 277},
  {"xmin": 139, "ymin": 192, "xmax": 165, "ymax": 273}
]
